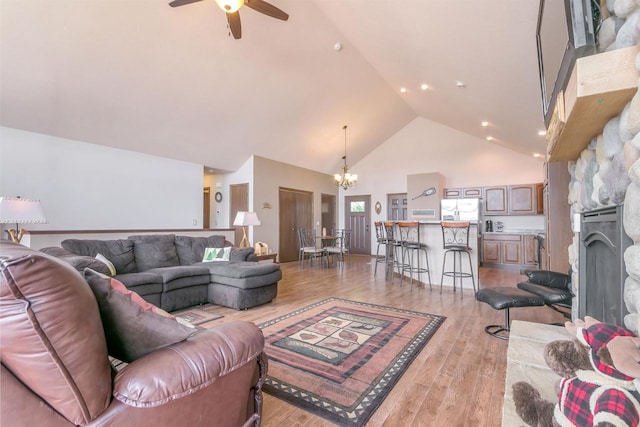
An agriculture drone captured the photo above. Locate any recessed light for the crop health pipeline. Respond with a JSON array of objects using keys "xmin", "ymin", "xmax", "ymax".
[
  {"xmin": 421, "ymin": 84, "xmax": 428, "ymax": 90},
  {"xmin": 481, "ymin": 121, "xmax": 489, "ymax": 127},
  {"xmin": 538, "ymin": 130, "xmax": 546, "ymax": 136},
  {"xmin": 456, "ymin": 81, "xmax": 465, "ymax": 88},
  {"xmin": 533, "ymin": 153, "xmax": 544, "ymax": 158},
  {"xmin": 486, "ymin": 136, "xmax": 493, "ymax": 141},
  {"xmin": 400, "ymin": 87, "xmax": 407, "ymax": 93}
]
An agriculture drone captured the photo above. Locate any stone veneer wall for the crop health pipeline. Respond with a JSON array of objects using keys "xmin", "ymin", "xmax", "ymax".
[{"xmin": 567, "ymin": 0, "xmax": 640, "ymax": 333}]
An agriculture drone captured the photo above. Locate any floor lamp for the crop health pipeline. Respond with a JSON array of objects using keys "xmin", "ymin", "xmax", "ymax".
[
  {"xmin": 233, "ymin": 211, "xmax": 260, "ymax": 248},
  {"xmin": 0, "ymin": 197, "xmax": 48, "ymax": 244}
]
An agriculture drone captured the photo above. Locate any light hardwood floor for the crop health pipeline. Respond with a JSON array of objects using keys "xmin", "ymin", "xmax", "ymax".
[{"xmin": 203, "ymin": 256, "xmax": 565, "ymax": 427}]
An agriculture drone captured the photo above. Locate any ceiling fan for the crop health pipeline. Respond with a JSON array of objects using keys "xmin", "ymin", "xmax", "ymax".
[{"xmin": 169, "ymin": 0, "xmax": 289, "ymax": 39}]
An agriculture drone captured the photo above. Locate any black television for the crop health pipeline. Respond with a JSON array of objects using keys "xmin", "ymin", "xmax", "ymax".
[{"xmin": 537, "ymin": 0, "xmax": 602, "ymax": 127}]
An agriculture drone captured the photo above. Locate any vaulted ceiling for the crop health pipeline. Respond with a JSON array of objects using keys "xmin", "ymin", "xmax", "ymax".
[{"xmin": 1, "ymin": 0, "xmax": 552, "ymax": 175}]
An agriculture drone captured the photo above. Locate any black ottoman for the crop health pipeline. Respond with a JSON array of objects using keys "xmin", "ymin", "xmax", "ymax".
[{"xmin": 476, "ymin": 287, "xmax": 545, "ymax": 340}]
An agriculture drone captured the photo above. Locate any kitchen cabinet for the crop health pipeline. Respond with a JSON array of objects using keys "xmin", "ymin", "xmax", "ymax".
[
  {"xmin": 524, "ymin": 235, "xmax": 540, "ymax": 266},
  {"xmin": 443, "ymin": 187, "xmax": 482, "ymax": 199},
  {"xmin": 483, "ymin": 184, "xmax": 543, "ymax": 215},
  {"xmin": 544, "ymin": 162, "xmax": 572, "ymax": 272},
  {"xmin": 443, "ymin": 188, "xmax": 462, "ymax": 199},
  {"xmin": 483, "ymin": 186, "xmax": 508, "ymax": 215},
  {"xmin": 463, "ymin": 187, "xmax": 482, "ymax": 198},
  {"xmin": 482, "ymin": 233, "xmax": 522, "ymax": 266},
  {"xmin": 509, "ymin": 184, "xmax": 544, "ymax": 215}
]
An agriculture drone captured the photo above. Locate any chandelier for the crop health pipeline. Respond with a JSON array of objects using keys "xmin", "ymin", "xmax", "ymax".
[{"xmin": 334, "ymin": 125, "xmax": 358, "ymax": 190}]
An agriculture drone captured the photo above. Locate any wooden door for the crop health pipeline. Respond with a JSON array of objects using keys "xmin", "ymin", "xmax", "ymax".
[
  {"xmin": 345, "ymin": 195, "xmax": 371, "ymax": 255},
  {"xmin": 483, "ymin": 186, "xmax": 508, "ymax": 215},
  {"xmin": 230, "ymin": 183, "xmax": 249, "ymax": 246},
  {"xmin": 203, "ymin": 187, "xmax": 210, "ymax": 229},
  {"xmin": 279, "ymin": 188, "xmax": 313, "ymax": 262},
  {"xmin": 387, "ymin": 193, "xmax": 407, "ymax": 221}
]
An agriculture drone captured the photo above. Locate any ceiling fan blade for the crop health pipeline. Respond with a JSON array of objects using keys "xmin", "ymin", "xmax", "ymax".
[
  {"xmin": 227, "ymin": 11, "xmax": 242, "ymax": 39},
  {"xmin": 168, "ymin": 0, "xmax": 204, "ymax": 7},
  {"xmin": 244, "ymin": 0, "xmax": 289, "ymax": 21}
]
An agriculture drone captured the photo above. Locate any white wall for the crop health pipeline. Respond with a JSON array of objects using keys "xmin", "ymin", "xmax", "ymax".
[
  {"xmin": 1, "ymin": 127, "xmax": 204, "ymax": 231},
  {"xmin": 253, "ymin": 156, "xmax": 338, "ymax": 255}
]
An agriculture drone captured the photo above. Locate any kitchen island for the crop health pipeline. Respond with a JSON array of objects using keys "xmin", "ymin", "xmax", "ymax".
[{"xmin": 388, "ymin": 221, "xmax": 479, "ymax": 292}]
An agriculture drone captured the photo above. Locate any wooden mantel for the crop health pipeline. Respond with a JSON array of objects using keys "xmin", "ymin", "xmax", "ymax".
[{"xmin": 547, "ymin": 44, "xmax": 640, "ymax": 162}]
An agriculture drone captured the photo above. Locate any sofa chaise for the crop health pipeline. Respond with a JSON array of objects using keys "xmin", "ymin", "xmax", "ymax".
[{"xmin": 41, "ymin": 234, "xmax": 281, "ymax": 311}]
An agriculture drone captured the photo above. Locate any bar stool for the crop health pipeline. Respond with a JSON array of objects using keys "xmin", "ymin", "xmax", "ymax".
[
  {"xmin": 397, "ymin": 221, "xmax": 431, "ymax": 290},
  {"xmin": 440, "ymin": 221, "xmax": 476, "ymax": 297},
  {"xmin": 374, "ymin": 221, "xmax": 387, "ymax": 276},
  {"xmin": 383, "ymin": 221, "xmax": 403, "ymax": 282}
]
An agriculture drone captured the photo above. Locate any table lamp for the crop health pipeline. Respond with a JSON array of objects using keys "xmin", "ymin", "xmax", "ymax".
[
  {"xmin": 0, "ymin": 197, "xmax": 48, "ymax": 244},
  {"xmin": 233, "ymin": 211, "xmax": 260, "ymax": 248}
]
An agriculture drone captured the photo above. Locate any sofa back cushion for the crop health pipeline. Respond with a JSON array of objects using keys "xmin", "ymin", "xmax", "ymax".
[
  {"xmin": 0, "ymin": 241, "xmax": 112, "ymax": 425},
  {"xmin": 128, "ymin": 234, "xmax": 179, "ymax": 271},
  {"xmin": 174, "ymin": 235, "xmax": 227, "ymax": 265},
  {"xmin": 62, "ymin": 239, "xmax": 137, "ymax": 274}
]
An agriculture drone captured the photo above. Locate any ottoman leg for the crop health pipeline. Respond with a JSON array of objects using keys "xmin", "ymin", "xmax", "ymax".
[{"xmin": 484, "ymin": 308, "xmax": 511, "ymax": 340}]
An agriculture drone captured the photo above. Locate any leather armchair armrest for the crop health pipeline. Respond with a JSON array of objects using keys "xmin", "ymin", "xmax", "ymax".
[
  {"xmin": 522, "ymin": 269, "xmax": 570, "ymax": 290},
  {"xmin": 113, "ymin": 321, "xmax": 264, "ymax": 408}
]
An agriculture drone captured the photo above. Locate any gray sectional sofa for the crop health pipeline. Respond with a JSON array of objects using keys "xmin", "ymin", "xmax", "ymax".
[{"xmin": 41, "ymin": 234, "xmax": 281, "ymax": 311}]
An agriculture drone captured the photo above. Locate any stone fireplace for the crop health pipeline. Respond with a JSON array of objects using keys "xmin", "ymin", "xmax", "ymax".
[
  {"xmin": 555, "ymin": 0, "xmax": 640, "ymax": 333},
  {"xmin": 568, "ymin": 61, "xmax": 640, "ymax": 333}
]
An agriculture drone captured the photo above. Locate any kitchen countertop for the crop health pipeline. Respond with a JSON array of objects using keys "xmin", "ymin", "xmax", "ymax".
[{"xmin": 484, "ymin": 229, "xmax": 545, "ymax": 235}]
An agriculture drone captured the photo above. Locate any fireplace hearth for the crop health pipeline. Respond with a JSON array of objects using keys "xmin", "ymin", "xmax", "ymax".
[{"xmin": 579, "ymin": 205, "xmax": 632, "ymax": 326}]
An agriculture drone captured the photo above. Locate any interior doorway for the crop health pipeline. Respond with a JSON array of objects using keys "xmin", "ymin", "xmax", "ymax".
[
  {"xmin": 321, "ymin": 194, "xmax": 336, "ymax": 235},
  {"xmin": 230, "ymin": 183, "xmax": 249, "ymax": 246},
  {"xmin": 387, "ymin": 193, "xmax": 408, "ymax": 221},
  {"xmin": 279, "ymin": 187, "xmax": 313, "ymax": 262},
  {"xmin": 344, "ymin": 195, "xmax": 371, "ymax": 255},
  {"xmin": 203, "ymin": 187, "xmax": 210, "ymax": 229}
]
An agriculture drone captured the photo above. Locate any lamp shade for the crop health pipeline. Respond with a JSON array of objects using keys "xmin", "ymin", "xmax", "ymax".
[
  {"xmin": 233, "ymin": 211, "xmax": 261, "ymax": 227},
  {"xmin": 0, "ymin": 197, "xmax": 48, "ymax": 224}
]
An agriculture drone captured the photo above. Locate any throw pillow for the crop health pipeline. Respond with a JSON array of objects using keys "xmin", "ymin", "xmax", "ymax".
[
  {"xmin": 202, "ymin": 246, "xmax": 231, "ymax": 262},
  {"xmin": 84, "ymin": 269, "xmax": 197, "ymax": 362},
  {"xmin": 95, "ymin": 253, "xmax": 117, "ymax": 276}
]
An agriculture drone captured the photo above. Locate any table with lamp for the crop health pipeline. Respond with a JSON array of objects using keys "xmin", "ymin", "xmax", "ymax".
[{"xmin": 0, "ymin": 197, "xmax": 48, "ymax": 246}]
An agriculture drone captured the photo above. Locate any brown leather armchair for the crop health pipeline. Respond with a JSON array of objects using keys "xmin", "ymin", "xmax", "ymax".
[{"xmin": 0, "ymin": 241, "xmax": 267, "ymax": 427}]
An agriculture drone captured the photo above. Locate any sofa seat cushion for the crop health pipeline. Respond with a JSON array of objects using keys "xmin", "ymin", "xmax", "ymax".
[
  {"xmin": 62, "ymin": 239, "xmax": 136, "ymax": 273},
  {"xmin": 114, "ymin": 272, "xmax": 163, "ymax": 296},
  {"xmin": 128, "ymin": 234, "xmax": 179, "ymax": 271},
  {"xmin": 175, "ymin": 235, "xmax": 227, "ymax": 265},
  {"xmin": 146, "ymin": 266, "xmax": 211, "ymax": 292},
  {"xmin": 194, "ymin": 261, "xmax": 282, "ymax": 290},
  {"xmin": 0, "ymin": 241, "xmax": 112, "ymax": 425}
]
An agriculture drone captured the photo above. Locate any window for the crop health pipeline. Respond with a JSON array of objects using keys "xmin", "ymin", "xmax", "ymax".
[{"xmin": 350, "ymin": 201, "xmax": 365, "ymax": 213}]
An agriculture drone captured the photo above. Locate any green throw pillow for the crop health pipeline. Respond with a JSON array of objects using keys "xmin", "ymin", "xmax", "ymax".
[{"xmin": 202, "ymin": 247, "xmax": 231, "ymax": 262}]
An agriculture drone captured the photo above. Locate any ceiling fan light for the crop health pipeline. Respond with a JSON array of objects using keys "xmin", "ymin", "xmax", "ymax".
[{"xmin": 214, "ymin": 0, "xmax": 244, "ymax": 13}]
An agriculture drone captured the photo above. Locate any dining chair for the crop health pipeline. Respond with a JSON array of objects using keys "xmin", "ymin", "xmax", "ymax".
[
  {"xmin": 325, "ymin": 229, "xmax": 351, "ymax": 266},
  {"xmin": 298, "ymin": 229, "xmax": 325, "ymax": 267}
]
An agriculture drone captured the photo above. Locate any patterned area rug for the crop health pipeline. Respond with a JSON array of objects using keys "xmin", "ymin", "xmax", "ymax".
[
  {"xmin": 172, "ymin": 304, "xmax": 224, "ymax": 327},
  {"xmin": 258, "ymin": 298, "xmax": 446, "ymax": 426}
]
